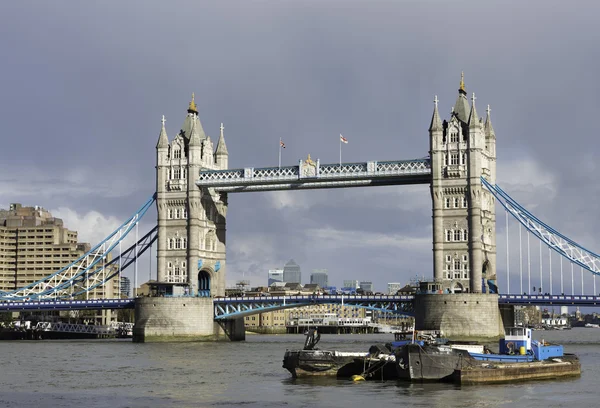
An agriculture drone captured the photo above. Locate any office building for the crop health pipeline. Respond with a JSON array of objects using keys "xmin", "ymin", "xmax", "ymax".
[
  {"xmin": 343, "ymin": 280, "xmax": 359, "ymax": 290},
  {"xmin": 359, "ymin": 281, "xmax": 374, "ymax": 293},
  {"xmin": 310, "ymin": 269, "xmax": 328, "ymax": 288},
  {"xmin": 0, "ymin": 203, "xmax": 119, "ymax": 323},
  {"xmin": 387, "ymin": 282, "xmax": 402, "ymax": 295},
  {"xmin": 268, "ymin": 269, "xmax": 284, "ymax": 286},
  {"xmin": 283, "ymin": 259, "xmax": 301, "ymax": 284},
  {"xmin": 120, "ymin": 276, "xmax": 131, "ymax": 297}
]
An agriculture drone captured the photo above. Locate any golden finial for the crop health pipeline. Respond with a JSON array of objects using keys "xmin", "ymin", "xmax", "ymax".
[
  {"xmin": 188, "ymin": 92, "xmax": 198, "ymax": 113},
  {"xmin": 459, "ymin": 72, "xmax": 465, "ymax": 92}
]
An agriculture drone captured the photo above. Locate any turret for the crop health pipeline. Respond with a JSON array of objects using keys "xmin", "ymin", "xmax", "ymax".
[
  {"xmin": 156, "ymin": 115, "xmax": 170, "ymax": 284},
  {"xmin": 215, "ymin": 122, "xmax": 229, "ymax": 169}
]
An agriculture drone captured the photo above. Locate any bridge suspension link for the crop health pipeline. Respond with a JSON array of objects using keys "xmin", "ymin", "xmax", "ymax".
[{"xmin": 482, "ymin": 178, "xmax": 600, "ymax": 276}]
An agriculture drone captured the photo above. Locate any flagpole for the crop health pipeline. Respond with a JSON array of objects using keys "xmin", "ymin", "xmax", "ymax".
[
  {"xmin": 339, "ymin": 136, "xmax": 342, "ymax": 166},
  {"xmin": 279, "ymin": 137, "xmax": 282, "ymax": 168}
]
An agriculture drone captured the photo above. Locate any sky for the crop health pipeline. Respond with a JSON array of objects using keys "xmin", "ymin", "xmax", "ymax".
[{"xmin": 1, "ymin": 0, "xmax": 599, "ymax": 293}]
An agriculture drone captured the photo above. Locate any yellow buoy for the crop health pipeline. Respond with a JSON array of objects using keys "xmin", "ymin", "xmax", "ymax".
[
  {"xmin": 351, "ymin": 375, "xmax": 365, "ymax": 382},
  {"xmin": 519, "ymin": 346, "xmax": 526, "ymax": 355}
]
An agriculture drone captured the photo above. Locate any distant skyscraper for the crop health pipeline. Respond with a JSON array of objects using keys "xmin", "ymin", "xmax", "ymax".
[
  {"xmin": 359, "ymin": 281, "xmax": 373, "ymax": 293},
  {"xmin": 310, "ymin": 269, "xmax": 328, "ymax": 288},
  {"xmin": 268, "ymin": 269, "xmax": 284, "ymax": 286},
  {"xmin": 283, "ymin": 259, "xmax": 301, "ymax": 284},
  {"xmin": 343, "ymin": 280, "xmax": 359, "ymax": 290},
  {"xmin": 387, "ymin": 282, "xmax": 402, "ymax": 295},
  {"xmin": 120, "ymin": 276, "xmax": 131, "ymax": 297}
]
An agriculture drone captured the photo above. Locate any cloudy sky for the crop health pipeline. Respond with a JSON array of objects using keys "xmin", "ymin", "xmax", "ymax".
[{"xmin": 1, "ymin": 0, "xmax": 599, "ymax": 294}]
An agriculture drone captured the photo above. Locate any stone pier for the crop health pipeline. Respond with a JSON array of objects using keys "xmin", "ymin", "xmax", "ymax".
[{"xmin": 133, "ymin": 297, "xmax": 245, "ymax": 342}]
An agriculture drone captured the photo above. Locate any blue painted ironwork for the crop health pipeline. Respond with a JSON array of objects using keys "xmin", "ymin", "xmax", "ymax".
[
  {"xmin": 499, "ymin": 294, "xmax": 600, "ymax": 306},
  {"xmin": 213, "ymin": 294, "xmax": 415, "ymax": 319},
  {"xmin": 483, "ymin": 178, "xmax": 600, "ymax": 276},
  {"xmin": 0, "ymin": 195, "xmax": 156, "ymax": 301},
  {"xmin": 0, "ymin": 298, "xmax": 135, "ymax": 312},
  {"xmin": 197, "ymin": 159, "xmax": 431, "ymax": 192}
]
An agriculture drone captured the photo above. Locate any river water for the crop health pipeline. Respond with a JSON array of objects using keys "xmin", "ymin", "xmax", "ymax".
[{"xmin": 0, "ymin": 328, "xmax": 599, "ymax": 408}]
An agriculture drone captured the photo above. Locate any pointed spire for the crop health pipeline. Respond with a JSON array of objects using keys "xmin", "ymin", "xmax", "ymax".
[
  {"xmin": 484, "ymin": 104, "xmax": 495, "ymax": 137},
  {"xmin": 188, "ymin": 92, "xmax": 198, "ymax": 114},
  {"xmin": 469, "ymin": 92, "xmax": 480, "ymax": 129},
  {"xmin": 459, "ymin": 71, "xmax": 466, "ymax": 94},
  {"xmin": 429, "ymin": 95, "xmax": 442, "ymax": 132},
  {"xmin": 156, "ymin": 115, "xmax": 169, "ymax": 148},
  {"xmin": 216, "ymin": 122, "xmax": 228, "ymax": 155},
  {"xmin": 188, "ymin": 116, "xmax": 202, "ymax": 146}
]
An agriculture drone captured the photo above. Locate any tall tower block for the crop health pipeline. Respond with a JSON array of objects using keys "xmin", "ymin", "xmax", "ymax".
[
  {"xmin": 155, "ymin": 94, "xmax": 228, "ymax": 297},
  {"xmin": 429, "ymin": 74, "xmax": 497, "ymax": 294}
]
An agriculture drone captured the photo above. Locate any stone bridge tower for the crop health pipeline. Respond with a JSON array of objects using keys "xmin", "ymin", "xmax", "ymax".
[
  {"xmin": 429, "ymin": 74, "xmax": 497, "ymax": 294},
  {"xmin": 155, "ymin": 94, "xmax": 228, "ymax": 297}
]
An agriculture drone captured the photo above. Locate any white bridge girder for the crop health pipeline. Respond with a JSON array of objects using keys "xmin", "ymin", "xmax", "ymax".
[{"xmin": 197, "ymin": 159, "xmax": 431, "ymax": 192}]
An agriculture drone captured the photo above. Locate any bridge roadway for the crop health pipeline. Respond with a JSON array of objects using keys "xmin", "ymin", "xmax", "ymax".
[{"xmin": 2, "ymin": 294, "xmax": 600, "ymax": 314}]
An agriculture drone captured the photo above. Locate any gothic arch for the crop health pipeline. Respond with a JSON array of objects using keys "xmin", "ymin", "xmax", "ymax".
[{"xmin": 198, "ymin": 269, "xmax": 212, "ymax": 297}]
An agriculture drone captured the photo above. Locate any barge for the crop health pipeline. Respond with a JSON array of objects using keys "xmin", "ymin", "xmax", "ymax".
[{"xmin": 395, "ymin": 327, "xmax": 581, "ymax": 384}]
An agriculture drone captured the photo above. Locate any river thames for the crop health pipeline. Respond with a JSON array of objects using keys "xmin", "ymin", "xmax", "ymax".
[{"xmin": 0, "ymin": 328, "xmax": 598, "ymax": 408}]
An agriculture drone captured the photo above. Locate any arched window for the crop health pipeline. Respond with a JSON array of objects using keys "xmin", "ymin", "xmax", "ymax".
[
  {"xmin": 453, "ymin": 197, "xmax": 459, "ymax": 208},
  {"xmin": 167, "ymin": 239, "xmax": 173, "ymax": 250},
  {"xmin": 450, "ymin": 131, "xmax": 459, "ymax": 143},
  {"xmin": 454, "ymin": 230, "xmax": 461, "ymax": 241},
  {"xmin": 461, "ymin": 153, "xmax": 466, "ymax": 165},
  {"xmin": 446, "ymin": 230, "xmax": 452, "ymax": 241},
  {"xmin": 454, "ymin": 260, "xmax": 461, "ymax": 279},
  {"xmin": 173, "ymin": 168, "xmax": 181, "ymax": 179},
  {"xmin": 173, "ymin": 149, "xmax": 181, "ymax": 159},
  {"xmin": 182, "ymin": 261, "xmax": 187, "ymax": 270},
  {"xmin": 182, "ymin": 168, "xmax": 187, "ymax": 179},
  {"xmin": 175, "ymin": 238, "xmax": 182, "ymax": 249},
  {"xmin": 182, "ymin": 238, "xmax": 187, "ymax": 249},
  {"xmin": 462, "ymin": 196, "xmax": 468, "ymax": 208},
  {"xmin": 175, "ymin": 209, "xmax": 180, "ymax": 219},
  {"xmin": 167, "ymin": 209, "xmax": 173, "ymax": 219},
  {"xmin": 445, "ymin": 198, "xmax": 451, "ymax": 208},
  {"xmin": 183, "ymin": 208, "xmax": 188, "ymax": 219},
  {"xmin": 463, "ymin": 229, "xmax": 468, "ymax": 240},
  {"xmin": 444, "ymin": 154, "xmax": 448, "ymax": 166}
]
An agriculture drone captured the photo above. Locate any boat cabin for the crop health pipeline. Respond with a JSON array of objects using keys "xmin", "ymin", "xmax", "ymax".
[{"xmin": 499, "ymin": 327, "xmax": 532, "ymax": 355}]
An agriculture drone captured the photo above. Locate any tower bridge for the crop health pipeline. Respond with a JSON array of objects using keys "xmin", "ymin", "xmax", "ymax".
[{"xmin": 3, "ymin": 75, "xmax": 600, "ymax": 341}]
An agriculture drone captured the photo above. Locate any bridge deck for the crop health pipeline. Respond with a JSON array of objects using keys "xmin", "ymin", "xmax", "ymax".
[{"xmin": 196, "ymin": 159, "xmax": 431, "ymax": 192}]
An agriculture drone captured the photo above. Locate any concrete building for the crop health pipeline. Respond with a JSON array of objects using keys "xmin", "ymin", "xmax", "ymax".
[
  {"xmin": 310, "ymin": 269, "xmax": 328, "ymax": 288},
  {"xmin": 343, "ymin": 280, "xmax": 359, "ymax": 290},
  {"xmin": 0, "ymin": 203, "xmax": 118, "ymax": 323},
  {"xmin": 283, "ymin": 259, "xmax": 301, "ymax": 284},
  {"xmin": 268, "ymin": 269, "xmax": 283, "ymax": 286},
  {"xmin": 120, "ymin": 276, "xmax": 131, "ymax": 297},
  {"xmin": 387, "ymin": 282, "xmax": 403, "ymax": 295},
  {"xmin": 429, "ymin": 73, "xmax": 497, "ymax": 294},
  {"xmin": 359, "ymin": 281, "xmax": 374, "ymax": 293}
]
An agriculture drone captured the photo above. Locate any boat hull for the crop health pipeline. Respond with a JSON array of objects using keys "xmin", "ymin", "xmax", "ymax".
[
  {"xmin": 283, "ymin": 350, "xmax": 366, "ymax": 378},
  {"xmin": 394, "ymin": 344, "xmax": 581, "ymax": 384}
]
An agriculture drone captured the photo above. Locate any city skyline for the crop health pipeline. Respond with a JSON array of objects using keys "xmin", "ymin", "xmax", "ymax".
[{"xmin": 1, "ymin": 1, "xmax": 599, "ymax": 290}]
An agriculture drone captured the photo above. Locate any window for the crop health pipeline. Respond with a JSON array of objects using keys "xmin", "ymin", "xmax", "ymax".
[
  {"xmin": 175, "ymin": 209, "xmax": 181, "ymax": 219},
  {"xmin": 167, "ymin": 262, "xmax": 172, "ymax": 269},
  {"xmin": 175, "ymin": 238, "xmax": 182, "ymax": 249},
  {"xmin": 454, "ymin": 230, "xmax": 461, "ymax": 241},
  {"xmin": 463, "ymin": 229, "xmax": 468, "ymax": 240},
  {"xmin": 461, "ymin": 153, "xmax": 466, "ymax": 165},
  {"xmin": 453, "ymin": 197, "xmax": 459, "ymax": 208},
  {"xmin": 446, "ymin": 255, "xmax": 452, "ymax": 263},
  {"xmin": 444, "ymin": 154, "xmax": 448, "ymax": 166},
  {"xmin": 182, "ymin": 168, "xmax": 187, "ymax": 179},
  {"xmin": 168, "ymin": 209, "xmax": 173, "ymax": 219},
  {"xmin": 450, "ymin": 131, "xmax": 459, "ymax": 143},
  {"xmin": 174, "ymin": 266, "xmax": 180, "ymax": 276},
  {"xmin": 183, "ymin": 208, "xmax": 188, "ymax": 219},
  {"xmin": 446, "ymin": 230, "xmax": 452, "ymax": 241},
  {"xmin": 182, "ymin": 261, "xmax": 187, "ymax": 270},
  {"xmin": 167, "ymin": 239, "xmax": 173, "ymax": 250},
  {"xmin": 173, "ymin": 168, "xmax": 181, "ymax": 179},
  {"xmin": 173, "ymin": 149, "xmax": 181, "ymax": 159},
  {"xmin": 445, "ymin": 198, "xmax": 451, "ymax": 208},
  {"xmin": 462, "ymin": 196, "xmax": 468, "ymax": 208},
  {"xmin": 450, "ymin": 154, "xmax": 459, "ymax": 165},
  {"xmin": 182, "ymin": 238, "xmax": 187, "ymax": 249},
  {"xmin": 462, "ymin": 254, "xmax": 468, "ymax": 262}
]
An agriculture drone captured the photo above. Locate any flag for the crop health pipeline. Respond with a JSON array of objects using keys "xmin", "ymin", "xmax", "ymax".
[
  {"xmin": 280, "ymin": 140, "xmax": 286, "ymax": 148},
  {"xmin": 340, "ymin": 134, "xmax": 348, "ymax": 144}
]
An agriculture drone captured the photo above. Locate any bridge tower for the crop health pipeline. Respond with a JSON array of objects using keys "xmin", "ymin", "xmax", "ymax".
[
  {"xmin": 429, "ymin": 73, "xmax": 497, "ymax": 294},
  {"xmin": 156, "ymin": 94, "xmax": 228, "ymax": 297}
]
